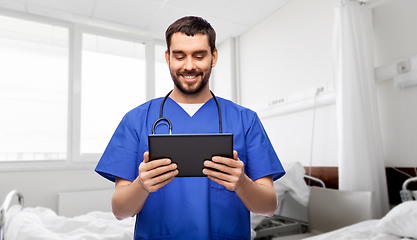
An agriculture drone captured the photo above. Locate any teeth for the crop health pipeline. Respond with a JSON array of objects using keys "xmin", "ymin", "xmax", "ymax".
[{"xmin": 184, "ymin": 75, "xmax": 196, "ymax": 79}]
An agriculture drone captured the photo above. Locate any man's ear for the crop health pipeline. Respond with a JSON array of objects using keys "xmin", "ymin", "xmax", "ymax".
[
  {"xmin": 165, "ymin": 49, "xmax": 170, "ymax": 67},
  {"xmin": 211, "ymin": 48, "xmax": 218, "ymax": 68}
]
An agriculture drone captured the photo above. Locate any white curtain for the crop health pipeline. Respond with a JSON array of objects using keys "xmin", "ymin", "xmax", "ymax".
[{"xmin": 333, "ymin": 0, "xmax": 390, "ymax": 219}]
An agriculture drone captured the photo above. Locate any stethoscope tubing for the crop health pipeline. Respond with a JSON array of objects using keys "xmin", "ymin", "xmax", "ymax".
[{"xmin": 151, "ymin": 90, "xmax": 222, "ymax": 134}]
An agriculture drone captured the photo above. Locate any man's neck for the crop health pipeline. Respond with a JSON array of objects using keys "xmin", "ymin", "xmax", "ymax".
[{"xmin": 169, "ymin": 88, "xmax": 212, "ymax": 104}]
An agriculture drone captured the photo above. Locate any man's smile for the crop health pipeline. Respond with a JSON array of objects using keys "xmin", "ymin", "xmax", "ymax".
[{"xmin": 180, "ymin": 72, "xmax": 201, "ymax": 82}]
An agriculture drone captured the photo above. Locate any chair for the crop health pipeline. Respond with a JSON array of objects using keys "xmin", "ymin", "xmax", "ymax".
[{"xmin": 272, "ymin": 187, "xmax": 375, "ymax": 239}]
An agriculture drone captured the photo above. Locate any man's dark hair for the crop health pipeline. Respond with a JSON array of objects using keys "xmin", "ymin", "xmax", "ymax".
[{"xmin": 165, "ymin": 16, "xmax": 216, "ymax": 54}]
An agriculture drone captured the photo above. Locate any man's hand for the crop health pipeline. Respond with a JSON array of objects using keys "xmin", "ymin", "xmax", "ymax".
[
  {"xmin": 111, "ymin": 152, "xmax": 178, "ymax": 219},
  {"xmin": 138, "ymin": 151, "xmax": 178, "ymax": 193},
  {"xmin": 202, "ymin": 150, "xmax": 277, "ymax": 216},
  {"xmin": 202, "ymin": 150, "xmax": 247, "ymax": 191}
]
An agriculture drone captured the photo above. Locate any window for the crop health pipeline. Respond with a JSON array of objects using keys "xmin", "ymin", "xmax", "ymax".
[
  {"xmin": 0, "ymin": 15, "xmax": 69, "ymax": 161},
  {"xmin": 0, "ymin": 13, "xmax": 151, "ymax": 168},
  {"xmin": 155, "ymin": 44, "xmax": 172, "ymax": 98},
  {"xmin": 80, "ymin": 33, "xmax": 146, "ymax": 155}
]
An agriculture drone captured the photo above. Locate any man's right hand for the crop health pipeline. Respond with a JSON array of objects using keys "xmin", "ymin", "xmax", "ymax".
[{"xmin": 138, "ymin": 151, "xmax": 178, "ymax": 193}]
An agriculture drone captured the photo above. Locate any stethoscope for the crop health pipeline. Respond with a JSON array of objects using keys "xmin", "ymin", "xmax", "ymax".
[{"xmin": 151, "ymin": 90, "xmax": 223, "ymax": 134}]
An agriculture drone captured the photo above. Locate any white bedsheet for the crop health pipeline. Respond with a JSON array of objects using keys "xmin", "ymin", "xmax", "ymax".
[
  {"xmin": 274, "ymin": 162, "xmax": 310, "ymax": 207},
  {"xmin": 303, "ymin": 220, "xmax": 412, "ymax": 240},
  {"xmin": 5, "ymin": 206, "xmax": 135, "ymax": 240},
  {"xmin": 304, "ymin": 201, "xmax": 417, "ymax": 240},
  {"xmin": 251, "ymin": 162, "xmax": 310, "ymax": 229}
]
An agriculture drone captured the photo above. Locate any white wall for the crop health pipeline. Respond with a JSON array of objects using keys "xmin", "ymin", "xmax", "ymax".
[
  {"xmin": 237, "ymin": 0, "xmax": 339, "ymax": 167},
  {"xmin": 211, "ymin": 38, "xmax": 234, "ymax": 101},
  {"xmin": 0, "ymin": 169, "xmax": 113, "ymax": 213},
  {"xmin": 373, "ymin": 0, "xmax": 417, "ymax": 167},
  {"xmin": 373, "ymin": 0, "xmax": 417, "ymax": 67},
  {"xmin": 377, "ymin": 81, "xmax": 417, "ymax": 167},
  {"xmin": 239, "ymin": 0, "xmax": 338, "ymax": 106},
  {"xmin": 236, "ymin": 0, "xmax": 417, "ymax": 167}
]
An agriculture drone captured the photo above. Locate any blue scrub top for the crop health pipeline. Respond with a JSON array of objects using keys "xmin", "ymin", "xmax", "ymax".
[{"xmin": 95, "ymin": 96, "xmax": 285, "ymax": 240}]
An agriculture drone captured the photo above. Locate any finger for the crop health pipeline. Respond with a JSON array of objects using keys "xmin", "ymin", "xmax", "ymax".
[
  {"xmin": 139, "ymin": 160, "xmax": 176, "ymax": 183},
  {"xmin": 143, "ymin": 152, "xmax": 172, "ymax": 169},
  {"xmin": 147, "ymin": 169, "xmax": 179, "ymax": 192},
  {"xmin": 151, "ymin": 177, "xmax": 175, "ymax": 191},
  {"xmin": 204, "ymin": 160, "xmax": 232, "ymax": 175},
  {"xmin": 148, "ymin": 163, "xmax": 178, "ymax": 179},
  {"xmin": 211, "ymin": 156, "xmax": 242, "ymax": 169},
  {"xmin": 143, "ymin": 151, "xmax": 149, "ymax": 163},
  {"xmin": 143, "ymin": 158, "xmax": 172, "ymax": 172},
  {"xmin": 206, "ymin": 175, "xmax": 236, "ymax": 191},
  {"xmin": 140, "ymin": 166, "xmax": 178, "ymax": 192},
  {"xmin": 203, "ymin": 166, "xmax": 237, "ymax": 182},
  {"xmin": 233, "ymin": 150, "xmax": 238, "ymax": 160}
]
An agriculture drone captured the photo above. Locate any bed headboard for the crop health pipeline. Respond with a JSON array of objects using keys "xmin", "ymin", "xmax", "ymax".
[
  {"xmin": 304, "ymin": 167, "xmax": 338, "ymax": 189},
  {"xmin": 58, "ymin": 189, "xmax": 114, "ymax": 218},
  {"xmin": 304, "ymin": 166, "xmax": 417, "ymax": 205}
]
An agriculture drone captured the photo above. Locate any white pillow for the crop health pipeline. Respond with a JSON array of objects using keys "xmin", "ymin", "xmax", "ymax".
[
  {"xmin": 273, "ymin": 162, "xmax": 310, "ymax": 206},
  {"xmin": 375, "ymin": 201, "xmax": 417, "ymax": 239}
]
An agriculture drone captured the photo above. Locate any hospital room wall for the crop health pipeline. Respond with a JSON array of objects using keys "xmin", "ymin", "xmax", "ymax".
[
  {"xmin": 2, "ymin": 0, "xmax": 417, "ymax": 214},
  {"xmin": 234, "ymin": 0, "xmax": 339, "ymax": 167},
  {"xmin": 372, "ymin": 0, "xmax": 417, "ymax": 168},
  {"xmin": 230, "ymin": 0, "xmax": 417, "ymax": 168},
  {"xmin": 0, "ymin": 169, "xmax": 113, "ymax": 214}
]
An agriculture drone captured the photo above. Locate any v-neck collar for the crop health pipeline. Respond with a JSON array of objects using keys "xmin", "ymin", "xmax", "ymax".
[
  {"xmin": 166, "ymin": 97, "xmax": 214, "ymax": 119},
  {"xmin": 177, "ymin": 102, "xmax": 204, "ymax": 117},
  {"xmin": 161, "ymin": 97, "xmax": 220, "ymax": 134}
]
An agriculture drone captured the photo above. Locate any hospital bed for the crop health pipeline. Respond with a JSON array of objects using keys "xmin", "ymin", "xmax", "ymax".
[
  {"xmin": 1, "ymin": 189, "xmax": 303, "ymax": 240},
  {"xmin": 1, "ymin": 162, "xmax": 358, "ymax": 240},
  {"xmin": 0, "ymin": 189, "xmax": 135, "ymax": 240},
  {"xmin": 252, "ymin": 162, "xmax": 326, "ymax": 239},
  {"xmin": 1, "ymin": 162, "xmax": 314, "ymax": 240},
  {"xmin": 272, "ymin": 176, "xmax": 417, "ymax": 240}
]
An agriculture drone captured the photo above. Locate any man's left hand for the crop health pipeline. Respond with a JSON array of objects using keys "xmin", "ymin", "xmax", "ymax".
[{"xmin": 203, "ymin": 150, "xmax": 247, "ymax": 191}]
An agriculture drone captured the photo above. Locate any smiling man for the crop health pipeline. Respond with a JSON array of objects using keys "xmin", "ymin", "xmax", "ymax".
[
  {"xmin": 165, "ymin": 17, "xmax": 217, "ymax": 104},
  {"xmin": 95, "ymin": 16, "xmax": 285, "ymax": 240},
  {"xmin": 168, "ymin": 34, "xmax": 213, "ymax": 96}
]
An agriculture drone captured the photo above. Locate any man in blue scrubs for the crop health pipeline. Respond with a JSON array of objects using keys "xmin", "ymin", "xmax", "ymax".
[{"xmin": 95, "ymin": 16, "xmax": 285, "ymax": 240}]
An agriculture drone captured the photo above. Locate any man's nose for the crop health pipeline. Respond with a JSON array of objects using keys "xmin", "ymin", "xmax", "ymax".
[{"xmin": 183, "ymin": 57, "xmax": 195, "ymax": 71}]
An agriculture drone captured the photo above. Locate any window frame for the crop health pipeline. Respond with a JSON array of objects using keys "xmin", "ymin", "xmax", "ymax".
[
  {"xmin": 0, "ymin": 9, "xmax": 157, "ymax": 171},
  {"xmin": 154, "ymin": 40, "xmax": 173, "ymax": 98}
]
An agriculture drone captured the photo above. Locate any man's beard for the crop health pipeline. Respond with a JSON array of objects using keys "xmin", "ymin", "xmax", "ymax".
[{"xmin": 169, "ymin": 62, "xmax": 212, "ymax": 95}]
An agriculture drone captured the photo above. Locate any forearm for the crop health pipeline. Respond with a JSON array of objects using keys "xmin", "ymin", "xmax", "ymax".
[
  {"xmin": 112, "ymin": 177, "xmax": 149, "ymax": 220},
  {"xmin": 235, "ymin": 175, "xmax": 277, "ymax": 217},
  {"xmin": 112, "ymin": 153, "xmax": 178, "ymax": 220}
]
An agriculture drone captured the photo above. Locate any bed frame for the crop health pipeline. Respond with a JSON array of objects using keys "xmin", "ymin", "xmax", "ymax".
[
  {"xmin": 0, "ymin": 190, "xmax": 24, "ymax": 240},
  {"xmin": 254, "ymin": 175, "xmax": 325, "ymax": 239},
  {"xmin": 0, "ymin": 188, "xmax": 114, "ymax": 240},
  {"xmin": 303, "ymin": 167, "xmax": 338, "ymax": 189},
  {"xmin": 305, "ymin": 166, "xmax": 417, "ymax": 205}
]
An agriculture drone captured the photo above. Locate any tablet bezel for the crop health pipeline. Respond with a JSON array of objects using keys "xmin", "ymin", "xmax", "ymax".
[{"xmin": 148, "ymin": 133, "xmax": 233, "ymax": 177}]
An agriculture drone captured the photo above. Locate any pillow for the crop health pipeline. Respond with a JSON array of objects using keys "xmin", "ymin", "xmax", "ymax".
[
  {"xmin": 374, "ymin": 201, "xmax": 417, "ymax": 239},
  {"xmin": 273, "ymin": 162, "xmax": 310, "ymax": 206}
]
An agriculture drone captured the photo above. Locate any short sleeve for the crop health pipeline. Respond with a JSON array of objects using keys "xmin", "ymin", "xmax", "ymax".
[
  {"xmin": 95, "ymin": 113, "xmax": 139, "ymax": 182},
  {"xmin": 244, "ymin": 112, "xmax": 285, "ymax": 181}
]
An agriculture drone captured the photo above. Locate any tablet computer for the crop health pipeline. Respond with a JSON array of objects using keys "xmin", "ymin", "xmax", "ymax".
[{"xmin": 148, "ymin": 133, "xmax": 233, "ymax": 177}]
